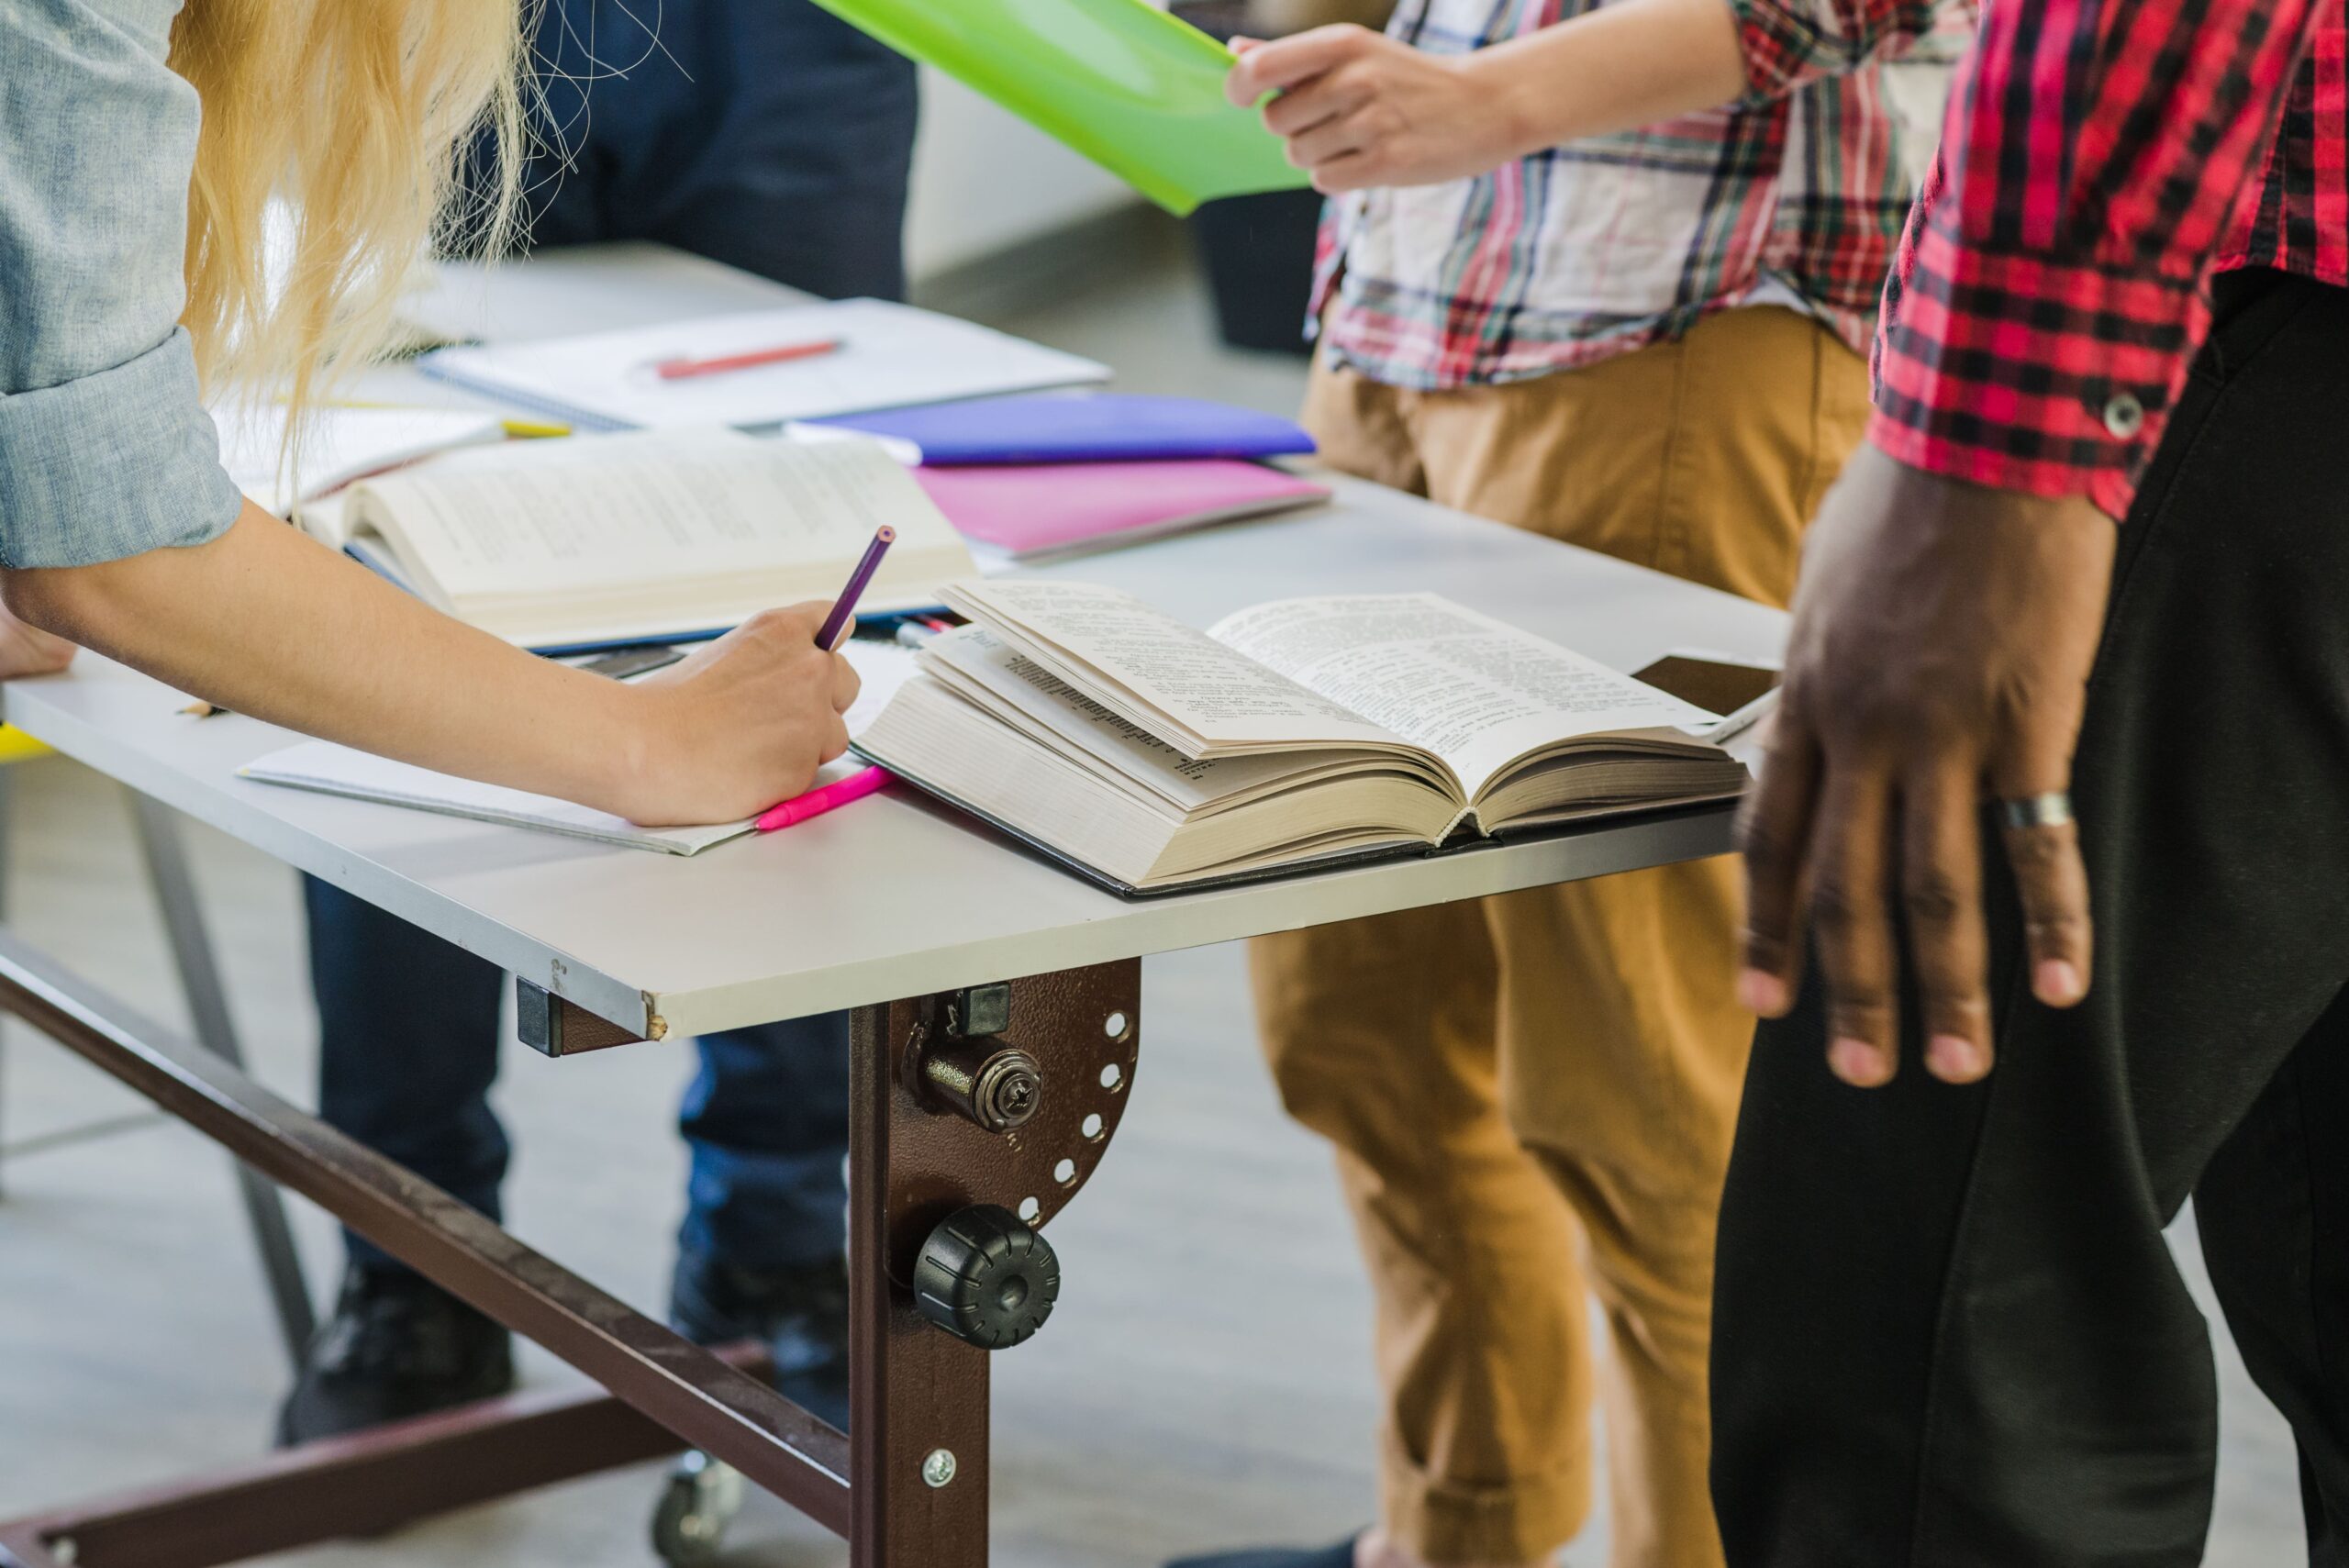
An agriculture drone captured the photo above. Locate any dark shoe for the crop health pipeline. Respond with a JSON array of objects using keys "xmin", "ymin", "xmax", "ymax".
[
  {"xmin": 275, "ymin": 1264, "xmax": 515, "ymax": 1446},
  {"xmin": 671, "ymin": 1254, "xmax": 851, "ymax": 1432},
  {"xmin": 1167, "ymin": 1542, "xmax": 1362, "ymax": 1568}
]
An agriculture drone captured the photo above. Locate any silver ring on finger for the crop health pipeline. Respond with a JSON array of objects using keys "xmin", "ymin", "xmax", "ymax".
[{"xmin": 1996, "ymin": 791, "xmax": 2075, "ymax": 830}]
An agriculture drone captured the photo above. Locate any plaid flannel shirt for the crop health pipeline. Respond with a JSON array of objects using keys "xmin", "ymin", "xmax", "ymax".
[
  {"xmin": 1821, "ymin": 0, "xmax": 2346, "ymax": 516},
  {"xmin": 1311, "ymin": 0, "xmax": 1970, "ymax": 391}
]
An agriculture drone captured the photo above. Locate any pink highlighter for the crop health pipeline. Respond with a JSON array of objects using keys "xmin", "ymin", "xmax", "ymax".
[
  {"xmin": 755, "ymin": 524, "xmax": 898, "ymax": 834},
  {"xmin": 755, "ymin": 763, "xmax": 889, "ymax": 833}
]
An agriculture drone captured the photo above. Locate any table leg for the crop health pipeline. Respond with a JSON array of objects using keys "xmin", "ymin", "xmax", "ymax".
[
  {"xmin": 0, "ymin": 1346, "xmax": 771, "ymax": 1568},
  {"xmin": 850, "ymin": 998, "xmax": 992, "ymax": 1568},
  {"xmin": 846, "ymin": 962, "xmax": 1144, "ymax": 1568},
  {"xmin": 0, "ymin": 927, "xmax": 852, "ymax": 1556},
  {"xmin": 0, "ymin": 925, "xmax": 1142, "ymax": 1568},
  {"xmin": 128, "ymin": 794, "xmax": 316, "ymax": 1362}
]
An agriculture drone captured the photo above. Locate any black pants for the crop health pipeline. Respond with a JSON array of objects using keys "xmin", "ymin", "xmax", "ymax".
[{"xmin": 1711, "ymin": 269, "xmax": 2349, "ymax": 1566}]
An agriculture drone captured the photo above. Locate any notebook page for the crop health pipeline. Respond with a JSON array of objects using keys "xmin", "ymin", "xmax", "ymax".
[{"xmin": 1210, "ymin": 594, "xmax": 1711, "ymax": 798}]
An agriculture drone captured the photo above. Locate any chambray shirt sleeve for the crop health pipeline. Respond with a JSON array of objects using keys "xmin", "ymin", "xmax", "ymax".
[{"xmin": 0, "ymin": 0, "xmax": 245, "ymax": 569}]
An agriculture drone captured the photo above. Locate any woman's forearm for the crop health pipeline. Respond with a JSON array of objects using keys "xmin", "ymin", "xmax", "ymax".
[{"xmin": 7, "ymin": 504, "xmax": 643, "ymax": 808}]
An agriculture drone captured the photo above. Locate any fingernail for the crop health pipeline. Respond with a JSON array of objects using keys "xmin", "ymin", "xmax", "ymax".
[
  {"xmin": 1739, "ymin": 968, "xmax": 1788, "ymax": 1015},
  {"xmin": 1928, "ymin": 1033, "xmax": 1986, "ymax": 1081},
  {"xmin": 1830, "ymin": 1038, "xmax": 1887, "ymax": 1086},
  {"xmin": 2036, "ymin": 959, "xmax": 2084, "ymax": 1006}
]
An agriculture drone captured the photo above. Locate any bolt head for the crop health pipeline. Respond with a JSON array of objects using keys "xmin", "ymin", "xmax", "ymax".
[{"xmin": 921, "ymin": 1448, "xmax": 958, "ymax": 1488}]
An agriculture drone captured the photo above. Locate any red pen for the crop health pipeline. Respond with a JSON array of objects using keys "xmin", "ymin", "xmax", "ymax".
[
  {"xmin": 653, "ymin": 337, "xmax": 843, "ymax": 381},
  {"xmin": 756, "ymin": 763, "xmax": 891, "ymax": 833}
]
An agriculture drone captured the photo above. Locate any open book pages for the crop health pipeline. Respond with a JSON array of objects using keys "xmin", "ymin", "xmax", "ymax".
[
  {"xmin": 340, "ymin": 428, "xmax": 976, "ymax": 650},
  {"xmin": 215, "ymin": 403, "xmax": 508, "ymax": 522},
  {"xmin": 856, "ymin": 584, "xmax": 1751, "ymax": 892},
  {"xmin": 239, "ymin": 642, "xmax": 918, "ymax": 855}
]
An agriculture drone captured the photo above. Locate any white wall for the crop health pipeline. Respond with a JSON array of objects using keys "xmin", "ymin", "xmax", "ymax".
[{"xmin": 903, "ymin": 70, "xmax": 1140, "ymax": 281}]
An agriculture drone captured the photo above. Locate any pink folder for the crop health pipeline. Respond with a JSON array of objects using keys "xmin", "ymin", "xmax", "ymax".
[{"xmin": 912, "ymin": 459, "xmax": 1330, "ymax": 562}]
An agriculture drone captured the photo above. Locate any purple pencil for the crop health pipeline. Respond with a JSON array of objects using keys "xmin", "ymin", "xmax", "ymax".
[{"xmin": 815, "ymin": 525, "xmax": 896, "ymax": 648}]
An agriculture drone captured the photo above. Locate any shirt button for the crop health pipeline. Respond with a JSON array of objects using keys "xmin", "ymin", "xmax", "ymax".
[{"xmin": 2103, "ymin": 392, "xmax": 2146, "ymax": 440}]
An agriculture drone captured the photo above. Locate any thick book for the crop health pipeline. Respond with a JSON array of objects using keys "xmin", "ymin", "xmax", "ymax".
[
  {"xmin": 803, "ymin": 0, "xmax": 1308, "ymax": 216},
  {"xmin": 334, "ymin": 428, "xmax": 977, "ymax": 650},
  {"xmin": 913, "ymin": 460, "xmax": 1330, "ymax": 562},
  {"xmin": 419, "ymin": 299, "xmax": 1108, "ymax": 433},
  {"xmin": 854, "ymin": 581, "xmax": 1751, "ymax": 894},
  {"xmin": 798, "ymin": 393, "xmax": 1316, "ymax": 465}
]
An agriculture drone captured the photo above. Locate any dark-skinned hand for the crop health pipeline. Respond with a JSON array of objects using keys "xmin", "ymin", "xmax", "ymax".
[{"xmin": 1738, "ymin": 443, "xmax": 2117, "ymax": 1086}]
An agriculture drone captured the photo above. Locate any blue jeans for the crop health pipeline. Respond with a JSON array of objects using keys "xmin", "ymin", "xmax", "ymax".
[
  {"xmin": 307, "ymin": 880, "xmax": 854, "ymax": 1279},
  {"xmin": 315, "ymin": 0, "xmax": 916, "ymax": 1285}
]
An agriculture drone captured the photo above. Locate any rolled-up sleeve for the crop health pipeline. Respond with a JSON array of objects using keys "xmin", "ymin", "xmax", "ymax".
[
  {"xmin": 0, "ymin": 0, "xmax": 244, "ymax": 568},
  {"xmin": 1729, "ymin": 0, "xmax": 1954, "ymax": 104}
]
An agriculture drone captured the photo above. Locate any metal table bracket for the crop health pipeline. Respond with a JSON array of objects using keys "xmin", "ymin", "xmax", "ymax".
[{"xmin": 0, "ymin": 928, "xmax": 1141, "ymax": 1568}]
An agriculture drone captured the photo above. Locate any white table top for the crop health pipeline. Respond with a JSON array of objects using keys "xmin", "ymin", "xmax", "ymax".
[{"xmin": 6, "ymin": 247, "xmax": 1787, "ymax": 1039}]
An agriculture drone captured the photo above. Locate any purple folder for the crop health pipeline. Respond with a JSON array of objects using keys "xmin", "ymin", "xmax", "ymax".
[{"xmin": 804, "ymin": 393, "xmax": 1315, "ymax": 465}]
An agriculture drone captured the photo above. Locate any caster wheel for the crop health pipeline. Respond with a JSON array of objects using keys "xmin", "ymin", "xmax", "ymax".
[
  {"xmin": 911, "ymin": 1204, "xmax": 1061, "ymax": 1350},
  {"xmin": 650, "ymin": 1451, "xmax": 743, "ymax": 1568}
]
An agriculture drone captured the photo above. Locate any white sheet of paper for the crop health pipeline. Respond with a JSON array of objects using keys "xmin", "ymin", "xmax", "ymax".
[
  {"xmin": 419, "ymin": 300, "xmax": 1108, "ymax": 430},
  {"xmin": 237, "ymin": 642, "xmax": 919, "ymax": 853}
]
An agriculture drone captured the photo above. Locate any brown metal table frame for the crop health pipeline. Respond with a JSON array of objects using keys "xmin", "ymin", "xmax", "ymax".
[{"xmin": 0, "ymin": 921, "xmax": 1143, "ymax": 1568}]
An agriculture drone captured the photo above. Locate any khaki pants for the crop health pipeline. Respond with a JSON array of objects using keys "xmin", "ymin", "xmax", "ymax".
[{"xmin": 1255, "ymin": 306, "xmax": 1869, "ymax": 1568}]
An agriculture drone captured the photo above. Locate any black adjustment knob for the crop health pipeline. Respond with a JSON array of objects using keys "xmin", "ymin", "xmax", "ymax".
[{"xmin": 911, "ymin": 1205, "xmax": 1061, "ymax": 1351}]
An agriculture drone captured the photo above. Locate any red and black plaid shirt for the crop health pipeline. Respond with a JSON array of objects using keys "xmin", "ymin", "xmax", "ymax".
[{"xmin": 1750, "ymin": 1, "xmax": 2343, "ymax": 516}]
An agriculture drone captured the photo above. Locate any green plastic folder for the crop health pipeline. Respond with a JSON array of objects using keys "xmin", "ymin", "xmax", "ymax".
[{"xmin": 805, "ymin": 0, "xmax": 1313, "ymax": 216}]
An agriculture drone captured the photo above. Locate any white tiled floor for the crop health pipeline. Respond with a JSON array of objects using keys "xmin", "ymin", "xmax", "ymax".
[{"xmin": 0, "ymin": 239, "xmax": 2304, "ymax": 1566}]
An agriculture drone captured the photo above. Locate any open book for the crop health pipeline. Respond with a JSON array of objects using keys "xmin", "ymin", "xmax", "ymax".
[
  {"xmin": 335, "ymin": 428, "xmax": 977, "ymax": 651},
  {"xmin": 216, "ymin": 404, "xmax": 508, "ymax": 517},
  {"xmin": 854, "ymin": 581, "xmax": 1750, "ymax": 894}
]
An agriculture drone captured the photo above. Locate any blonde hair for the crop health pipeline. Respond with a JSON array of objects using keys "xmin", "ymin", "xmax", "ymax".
[{"xmin": 169, "ymin": 0, "xmax": 530, "ymax": 422}]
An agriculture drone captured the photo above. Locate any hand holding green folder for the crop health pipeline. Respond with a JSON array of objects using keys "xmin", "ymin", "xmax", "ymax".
[{"xmin": 806, "ymin": 0, "xmax": 1314, "ymax": 216}]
